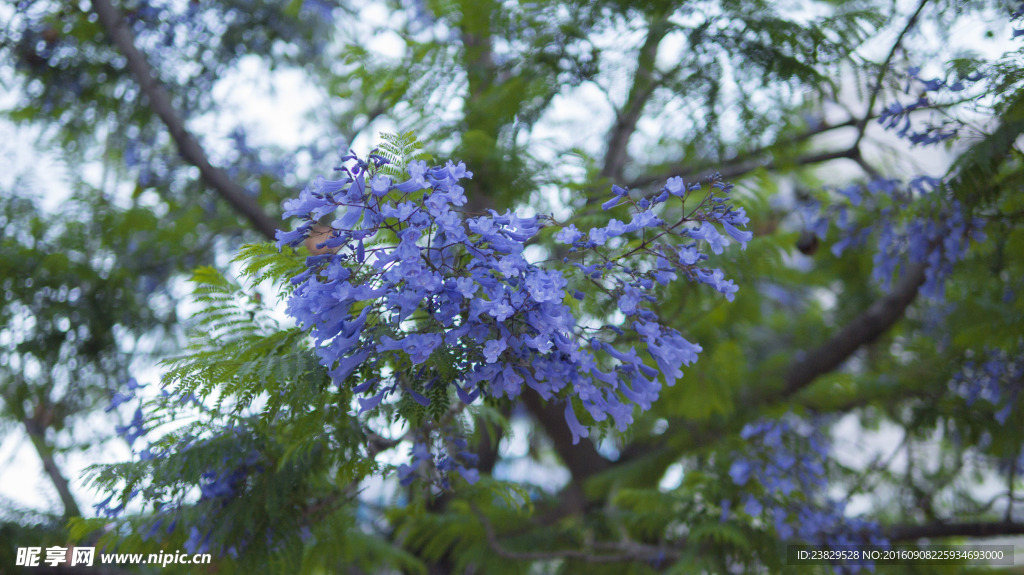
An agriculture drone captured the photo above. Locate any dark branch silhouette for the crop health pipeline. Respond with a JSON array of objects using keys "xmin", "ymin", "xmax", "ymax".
[
  {"xmin": 782, "ymin": 263, "xmax": 927, "ymax": 398},
  {"xmin": 91, "ymin": 0, "xmax": 279, "ymax": 241},
  {"xmin": 520, "ymin": 390, "xmax": 611, "ymax": 518},
  {"xmin": 23, "ymin": 415, "xmax": 82, "ymax": 518},
  {"xmin": 554, "ymin": 262, "xmax": 931, "ymax": 499}
]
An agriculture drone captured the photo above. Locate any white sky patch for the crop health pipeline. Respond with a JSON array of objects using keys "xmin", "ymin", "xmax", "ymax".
[
  {"xmin": 532, "ymin": 81, "xmax": 615, "ymax": 162},
  {"xmin": 0, "ymin": 122, "xmax": 73, "ymax": 212},
  {"xmin": 659, "ymin": 462, "xmax": 684, "ymax": 492},
  {"xmin": 204, "ymin": 56, "xmax": 325, "ymax": 153},
  {"xmin": 493, "ymin": 418, "xmax": 572, "ymax": 494},
  {"xmin": 831, "ymin": 414, "xmax": 906, "ymax": 516}
]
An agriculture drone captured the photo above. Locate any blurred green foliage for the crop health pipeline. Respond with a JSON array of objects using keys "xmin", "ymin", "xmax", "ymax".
[{"xmin": 1, "ymin": 0, "xmax": 1023, "ymax": 573}]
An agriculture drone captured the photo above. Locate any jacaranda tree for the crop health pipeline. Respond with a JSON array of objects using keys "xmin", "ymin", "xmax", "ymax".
[{"xmin": 1, "ymin": 0, "xmax": 1023, "ymax": 573}]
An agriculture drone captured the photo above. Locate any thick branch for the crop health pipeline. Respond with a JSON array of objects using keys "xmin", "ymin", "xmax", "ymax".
[
  {"xmin": 601, "ymin": 17, "xmax": 672, "ymax": 181},
  {"xmin": 520, "ymin": 391, "xmax": 610, "ymax": 516},
  {"xmin": 782, "ymin": 263, "xmax": 927, "ymax": 397},
  {"xmin": 520, "ymin": 392, "xmax": 610, "ymax": 480},
  {"xmin": 456, "ymin": 0, "xmax": 503, "ymax": 216},
  {"xmin": 91, "ymin": 0, "xmax": 278, "ymax": 241},
  {"xmin": 571, "ymin": 263, "xmax": 931, "ymax": 496},
  {"xmin": 474, "ymin": 406, "xmax": 509, "ymax": 475},
  {"xmin": 23, "ymin": 417, "xmax": 82, "ymax": 518},
  {"xmin": 629, "ymin": 17, "xmax": 957, "ymax": 189},
  {"xmin": 889, "ymin": 521, "xmax": 1024, "ymax": 540}
]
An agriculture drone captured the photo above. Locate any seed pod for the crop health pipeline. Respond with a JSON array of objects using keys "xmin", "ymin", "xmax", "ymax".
[{"xmin": 796, "ymin": 230, "xmax": 819, "ymax": 255}]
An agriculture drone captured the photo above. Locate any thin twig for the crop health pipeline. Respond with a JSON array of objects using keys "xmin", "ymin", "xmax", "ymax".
[
  {"xmin": 622, "ymin": 146, "xmax": 860, "ymax": 199},
  {"xmin": 845, "ymin": 430, "xmax": 909, "ymax": 500},
  {"xmin": 854, "ymin": 0, "xmax": 931, "ymax": 148}
]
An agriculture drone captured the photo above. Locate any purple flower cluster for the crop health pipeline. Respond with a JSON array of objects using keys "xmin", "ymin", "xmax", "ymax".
[
  {"xmin": 808, "ymin": 177, "xmax": 985, "ymax": 301},
  {"xmin": 130, "ymin": 445, "xmax": 264, "ymax": 553},
  {"xmin": 114, "ymin": 407, "xmax": 147, "ymax": 448},
  {"xmin": 133, "ymin": 429, "xmax": 266, "ymax": 555},
  {"xmin": 184, "ymin": 527, "xmax": 212, "ymax": 555},
  {"xmin": 277, "ymin": 152, "xmax": 749, "ymax": 447},
  {"xmin": 873, "ymin": 201, "xmax": 983, "ymax": 300},
  {"xmin": 106, "ymin": 377, "xmax": 145, "ymax": 412},
  {"xmin": 397, "ymin": 429, "xmax": 481, "ymax": 487},
  {"xmin": 108, "ymin": 378, "xmax": 149, "ymax": 446},
  {"xmin": 96, "ymin": 380, "xmax": 164, "ymax": 519},
  {"xmin": 877, "ymin": 67, "xmax": 982, "ymax": 147},
  {"xmin": 108, "ymin": 378, "xmax": 207, "ymax": 454},
  {"xmin": 726, "ymin": 417, "xmax": 887, "ymax": 572},
  {"xmin": 878, "ymin": 96, "xmax": 956, "ymax": 147},
  {"xmin": 950, "ymin": 347, "xmax": 1023, "ymax": 425},
  {"xmin": 199, "ymin": 451, "xmax": 262, "ymax": 500}
]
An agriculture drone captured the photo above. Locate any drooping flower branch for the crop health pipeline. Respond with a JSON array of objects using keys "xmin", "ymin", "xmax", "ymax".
[{"xmin": 276, "ymin": 147, "xmax": 752, "ymax": 482}]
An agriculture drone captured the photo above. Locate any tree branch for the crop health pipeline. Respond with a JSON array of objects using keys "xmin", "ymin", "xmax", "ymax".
[
  {"xmin": 888, "ymin": 521, "xmax": 1024, "ymax": 540},
  {"xmin": 520, "ymin": 391, "xmax": 610, "ymax": 516},
  {"xmin": 90, "ymin": 0, "xmax": 279, "ymax": 241},
  {"xmin": 23, "ymin": 415, "xmax": 81, "ymax": 518},
  {"xmin": 569, "ymin": 263, "xmax": 931, "ymax": 497},
  {"xmin": 627, "ymin": 145, "xmax": 861, "ymax": 190},
  {"xmin": 854, "ymin": 0, "xmax": 930, "ymax": 148},
  {"xmin": 781, "ymin": 263, "xmax": 927, "ymax": 397},
  {"xmin": 627, "ymin": 97, "xmax": 959, "ymax": 191},
  {"xmin": 601, "ymin": 16, "xmax": 672, "ymax": 181},
  {"xmin": 474, "ymin": 406, "xmax": 510, "ymax": 475}
]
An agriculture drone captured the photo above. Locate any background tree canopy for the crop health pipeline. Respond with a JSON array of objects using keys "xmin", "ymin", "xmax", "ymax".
[{"xmin": 1, "ymin": 0, "xmax": 1024, "ymax": 573}]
